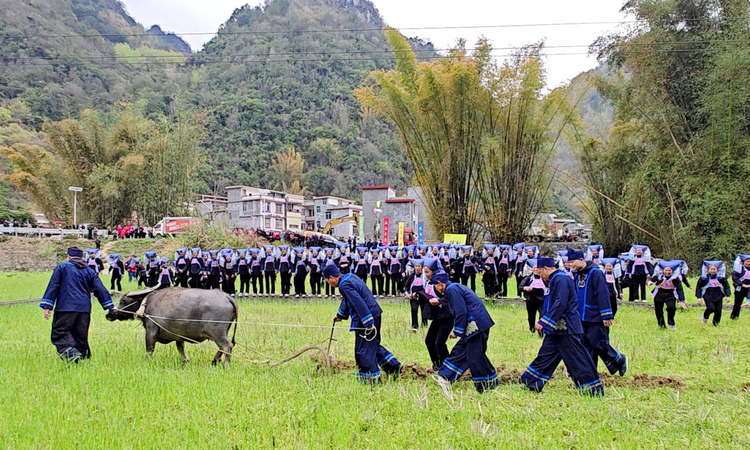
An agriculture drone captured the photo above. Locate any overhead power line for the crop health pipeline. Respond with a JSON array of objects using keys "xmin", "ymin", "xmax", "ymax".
[
  {"xmin": 9, "ymin": 39, "xmax": 750, "ymax": 62},
  {"xmin": 6, "ymin": 46, "xmax": 748, "ymax": 68},
  {"xmin": 1, "ymin": 20, "xmax": 651, "ymax": 40}
]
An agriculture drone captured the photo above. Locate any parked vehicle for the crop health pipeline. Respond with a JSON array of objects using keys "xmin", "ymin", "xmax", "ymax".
[{"xmin": 153, "ymin": 217, "xmax": 202, "ymax": 237}]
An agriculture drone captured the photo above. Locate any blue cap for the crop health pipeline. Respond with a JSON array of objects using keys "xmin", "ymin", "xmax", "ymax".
[
  {"xmin": 322, "ymin": 265, "xmax": 341, "ymax": 278},
  {"xmin": 566, "ymin": 248, "xmax": 585, "ymax": 260},
  {"xmin": 423, "ymin": 258, "xmax": 441, "ymax": 272},
  {"xmin": 432, "ymin": 272, "xmax": 450, "ymax": 284},
  {"xmin": 67, "ymin": 247, "xmax": 83, "ymax": 258},
  {"xmin": 537, "ymin": 257, "xmax": 556, "ymax": 268}
]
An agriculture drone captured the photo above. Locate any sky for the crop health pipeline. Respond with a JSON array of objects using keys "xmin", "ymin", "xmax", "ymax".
[{"xmin": 120, "ymin": 0, "xmax": 631, "ymax": 88}]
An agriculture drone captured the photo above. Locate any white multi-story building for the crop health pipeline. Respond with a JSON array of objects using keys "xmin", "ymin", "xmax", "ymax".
[
  {"xmin": 225, "ymin": 186, "xmax": 290, "ymax": 231},
  {"xmin": 224, "ymin": 186, "xmax": 357, "ymax": 233},
  {"xmin": 312, "ymin": 196, "xmax": 361, "ymax": 238}
]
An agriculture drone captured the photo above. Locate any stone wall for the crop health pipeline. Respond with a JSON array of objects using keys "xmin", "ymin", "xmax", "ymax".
[{"xmin": 0, "ymin": 237, "xmax": 95, "ymax": 272}]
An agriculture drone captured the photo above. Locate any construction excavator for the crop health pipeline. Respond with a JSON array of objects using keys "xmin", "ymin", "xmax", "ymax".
[{"xmin": 321, "ymin": 215, "xmax": 359, "ymax": 235}]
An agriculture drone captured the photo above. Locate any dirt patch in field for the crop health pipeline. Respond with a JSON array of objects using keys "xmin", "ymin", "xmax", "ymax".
[
  {"xmin": 317, "ymin": 358, "xmax": 524, "ymax": 383},
  {"xmin": 603, "ymin": 373, "xmax": 685, "ymax": 389}
]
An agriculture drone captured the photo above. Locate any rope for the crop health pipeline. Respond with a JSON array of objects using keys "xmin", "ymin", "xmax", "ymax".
[
  {"xmin": 117, "ymin": 307, "xmax": 336, "ymax": 369},
  {"xmin": 113, "ymin": 307, "xmax": 373, "ymax": 331}
]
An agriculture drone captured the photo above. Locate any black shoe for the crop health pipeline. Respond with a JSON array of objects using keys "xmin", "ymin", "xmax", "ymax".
[{"xmin": 618, "ymin": 355, "xmax": 628, "ymax": 377}]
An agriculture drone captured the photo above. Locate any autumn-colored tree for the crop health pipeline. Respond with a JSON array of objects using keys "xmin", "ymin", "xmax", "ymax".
[{"xmin": 272, "ymin": 147, "xmax": 308, "ymax": 195}]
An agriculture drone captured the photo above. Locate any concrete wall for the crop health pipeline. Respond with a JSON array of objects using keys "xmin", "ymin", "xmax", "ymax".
[
  {"xmin": 407, "ymin": 186, "xmax": 437, "ymax": 242},
  {"xmin": 361, "ymin": 187, "xmax": 393, "ymax": 241}
]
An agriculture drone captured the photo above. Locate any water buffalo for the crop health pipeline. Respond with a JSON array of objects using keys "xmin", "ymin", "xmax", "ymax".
[{"xmin": 106, "ymin": 287, "xmax": 237, "ymax": 366}]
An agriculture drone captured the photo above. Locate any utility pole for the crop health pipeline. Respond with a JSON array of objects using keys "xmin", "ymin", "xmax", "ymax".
[{"xmin": 68, "ymin": 186, "xmax": 83, "ymax": 227}]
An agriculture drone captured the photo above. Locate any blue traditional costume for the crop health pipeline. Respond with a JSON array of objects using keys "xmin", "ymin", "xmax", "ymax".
[
  {"xmin": 327, "ymin": 265, "xmax": 402, "ymax": 383},
  {"xmin": 41, "ymin": 247, "xmax": 113, "ymax": 362},
  {"xmin": 520, "ymin": 258, "xmax": 603, "ymax": 396},
  {"xmin": 435, "ymin": 273, "xmax": 499, "ymax": 393},
  {"xmin": 569, "ymin": 248, "xmax": 627, "ymax": 377}
]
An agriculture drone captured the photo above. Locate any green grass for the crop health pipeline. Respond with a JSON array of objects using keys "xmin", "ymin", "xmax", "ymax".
[{"xmin": 0, "ymin": 297, "xmax": 748, "ymax": 448}]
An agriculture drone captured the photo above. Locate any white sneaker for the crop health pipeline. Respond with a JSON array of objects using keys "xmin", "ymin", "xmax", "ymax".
[
  {"xmin": 318, "ymin": 294, "xmax": 322, "ymax": 298},
  {"xmin": 668, "ymin": 325, "xmax": 677, "ymax": 330}
]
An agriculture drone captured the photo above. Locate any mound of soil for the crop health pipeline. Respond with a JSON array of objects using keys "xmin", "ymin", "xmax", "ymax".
[{"xmin": 602, "ymin": 373, "xmax": 685, "ymax": 389}]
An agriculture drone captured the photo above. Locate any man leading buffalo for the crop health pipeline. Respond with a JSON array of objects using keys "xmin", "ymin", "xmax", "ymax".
[{"xmin": 40, "ymin": 246, "xmax": 113, "ymax": 363}]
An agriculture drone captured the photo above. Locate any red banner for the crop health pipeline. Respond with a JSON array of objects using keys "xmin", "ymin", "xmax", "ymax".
[{"xmin": 382, "ymin": 217, "xmax": 390, "ymax": 245}]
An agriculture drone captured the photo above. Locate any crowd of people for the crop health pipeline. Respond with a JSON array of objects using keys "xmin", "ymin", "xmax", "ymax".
[{"xmin": 91, "ymin": 242, "xmax": 750, "ymax": 331}]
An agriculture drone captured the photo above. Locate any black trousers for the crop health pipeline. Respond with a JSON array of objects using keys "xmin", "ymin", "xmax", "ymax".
[
  {"xmin": 731, "ymin": 287, "xmax": 749, "ymax": 319},
  {"xmin": 409, "ymin": 297, "xmax": 428, "ymax": 329},
  {"xmin": 177, "ymin": 271, "xmax": 188, "ymax": 288},
  {"xmin": 629, "ymin": 275, "xmax": 647, "ymax": 301},
  {"xmin": 703, "ymin": 299, "xmax": 722, "ymax": 326},
  {"xmin": 497, "ymin": 273, "xmax": 508, "ymax": 297},
  {"xmin": 189, "ymin": 273, "xmax": 202, "ymax": 288},
  {"xmin": 425, "ymin": 317, "xmax": 452, "ymax": 369},
  {"xmin": 520, "ymin": 334, "xmax": 603, "ymax": 396},
  {"xmin": 516, "ymin": 274, "xmax": 524, "ymax": 297},
  {"xmin": 525, "ymin": 299, "xmax": 544, "ymax": 332},
  {"xmin": 280, "ymin": 271, "xmax": 292, "ymax": 295},
  {"xmin": 461, "ymin": 273, "xmax": 476, "ymax": 292},
  {"xmin": 110, "ymin": 275, "xmax": 122, "ymax": 291},
  {"xmin": 609, "ymin": 295, "xmax": 619, "ymax": 318},
  {"xmin": 582, "ymin": 322, "xmax": 626, "ymax": 375},
  {"xmin": 654, "ymin": 298, "xmax": 676, "ymax": 327},
  {"xmin": 264, "ymin": 272, "xmax": 276, "ymax": 295},
  {"xmin": 482, "ymin": 272, "xmax": 497, "ymax": 297},
  {"xmin": 51, "ymin": 311, "xmax": 91, "ymax": 358},
  {"xmin": 251, "ymin": 273, "xmax": 263, "ymax": 294},
  {"xmin": 239, "ymin": 274, "xmax": 250, "ymax": 294},
  {"xmin": 310, "ymin": 273, "xmax": 322, "ymax": 295},
  {"xmin": 294, "ymin": 273, "xmax": 307, "ymax": 296},
  {"xmin": 370, "ymin": 274, "xmax": 383, "ymax": 296},
  {"xmin": 222, "ymin": 276, "xmax": 236, "ymax": 295},
  {"xmin": 386, "ymin": 273, "xmax": 401, "ymax": 296},
  {"xmin": 208, "ymin": 274, "xmax": 221, "ymax": 290},
  {"xmin": 356, "ymin": 273, "xmax": 367, "ymax": 284}
]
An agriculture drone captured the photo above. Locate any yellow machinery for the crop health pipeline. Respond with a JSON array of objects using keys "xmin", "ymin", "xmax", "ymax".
[{"xmin": 321, "ymin": 215, "xmax": 359, "ymax": 235}]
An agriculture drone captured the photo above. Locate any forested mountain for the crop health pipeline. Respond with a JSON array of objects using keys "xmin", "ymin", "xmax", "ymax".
[
  {"xmin": 186, "ymin": 0, "xmax": 433, "ymax": 196},
  {"xmin": 0, "ymin": 0, "xmax": 190, "ymax": 126},
  {"xmin": 1, "ymin": 0, "xmax": 432, "ymax": 210}
]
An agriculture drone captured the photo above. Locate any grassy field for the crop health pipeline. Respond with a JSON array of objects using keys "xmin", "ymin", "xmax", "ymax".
[{"xmin": 0, "ymin": 295, "xmax": 748, "ymax": 448}]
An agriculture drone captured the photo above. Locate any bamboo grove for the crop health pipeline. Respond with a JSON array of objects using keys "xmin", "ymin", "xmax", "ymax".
[
  {"xmin": 356, "ymin": 30, "xmax": 572, "ymax": 244},
  {"xmin": 569, "ymin": 0, "xmax": 750, "ymax": 268},
  {"xmin": 2, "ymin": 104, "xmax": 205, "ymax": 226}
]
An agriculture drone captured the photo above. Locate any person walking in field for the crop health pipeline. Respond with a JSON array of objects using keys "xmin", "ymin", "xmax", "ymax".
[
  {"xmin": 324, "ymin": 265, "xmax": 402, "ymax": 384},
  {"xmin": 40, "ymin": 247, "xmax": 113, "ymax": 363},
  {"xmin": 519, "ymin": 257, "xmax": 604, "ymax": 396},
  {"xmin": 730, "ymin": 255, "xmax": 750, "ymax": 319},
  {"xmin": 567, "ymin": 248, "xmax": 628, "ymax": 377},
  {"xmin": 695, "ymin": 260, "xmax": 731, "ymax": 326},
  {"xmin": 649, "ymin": 260, "xmax": 687, "ymax": 330},
  {"xmin": 432, "ymin": 272, "xmax": 499, "ymax": 393}
]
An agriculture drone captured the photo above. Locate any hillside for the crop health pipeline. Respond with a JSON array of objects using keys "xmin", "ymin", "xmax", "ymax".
[
  {"xmin": 0, "ymin": 0, "xmax": 190, "ymax": 126},
  {"xmin": 187, "ymin": 0, "xmax": 434, "ymax": 197}
]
